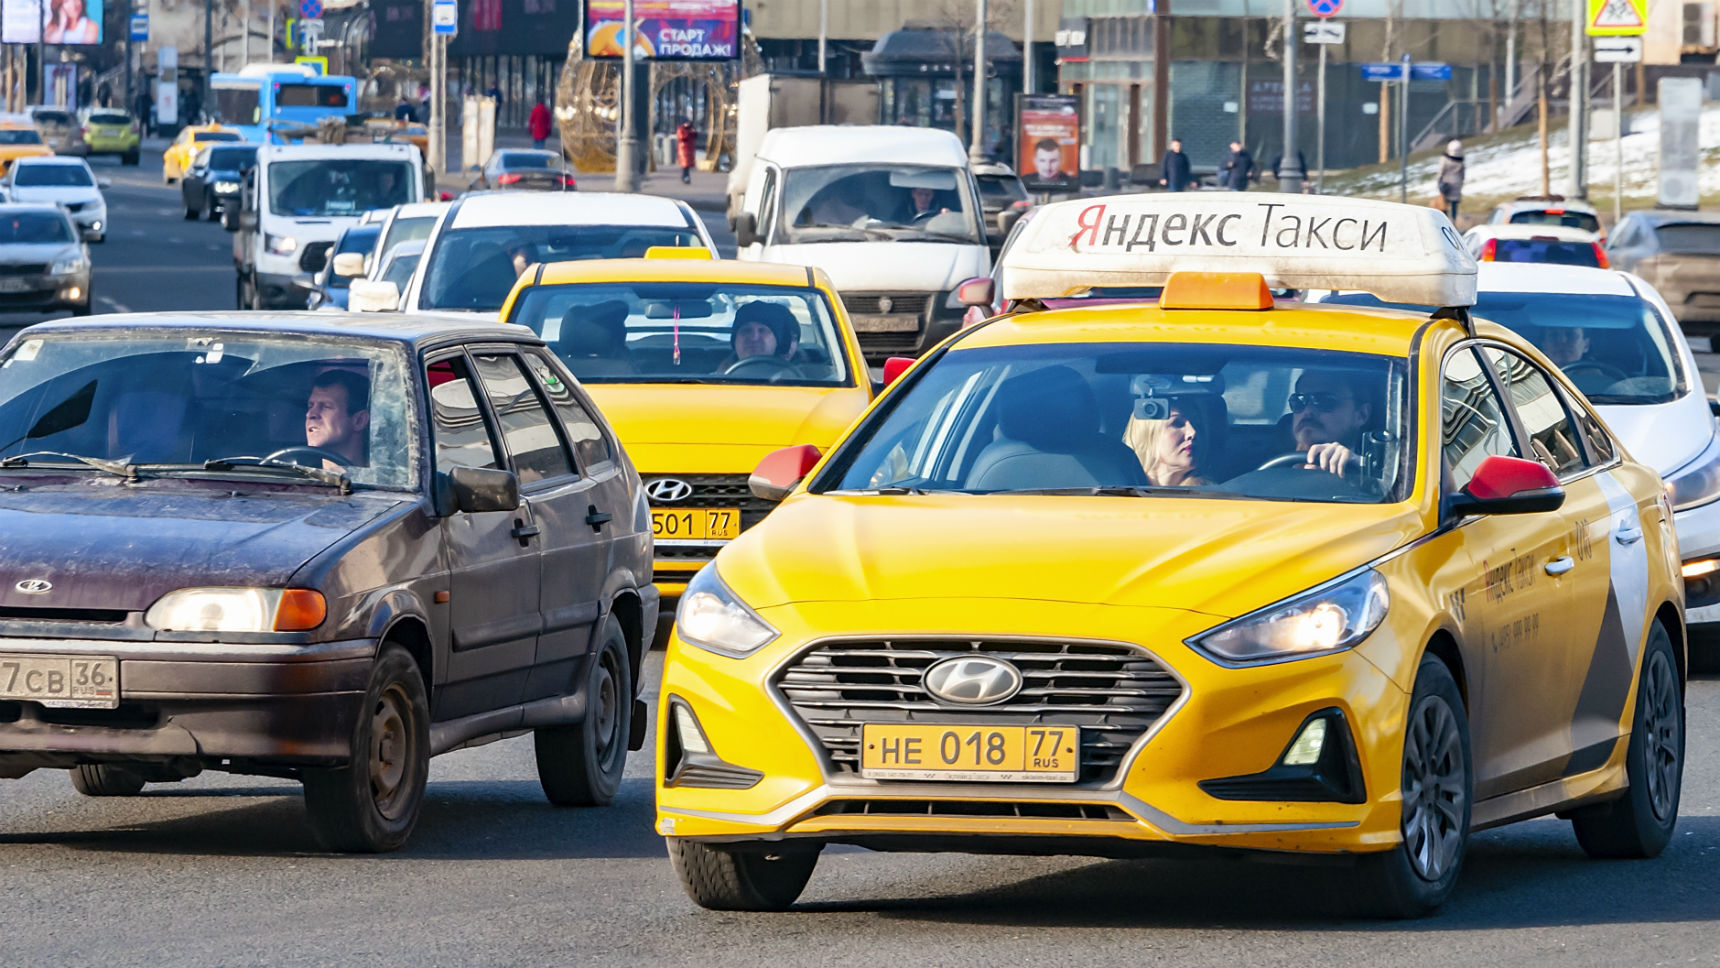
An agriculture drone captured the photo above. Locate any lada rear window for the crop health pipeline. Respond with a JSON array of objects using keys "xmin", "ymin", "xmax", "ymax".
[
  {"xmin": 0, "ymin": 334, "xmax": 418, "ymax": 490},
  {"xmin": 817, "ymin": 342, "xmax": 1411, "ymax": 504}
]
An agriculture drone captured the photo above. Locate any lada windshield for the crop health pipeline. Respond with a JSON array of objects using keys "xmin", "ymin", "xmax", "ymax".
[
  {"xmin": 268, "ymin": 159, "xmax": 415, "ymax": 217},
  {"xmin": 818, "ymin": 342, "xmax": 1410, "ymax": 504},
  {"xmin": 510, "ymin": 281, "xmax": 851, "ymax": 386},
  {"xmin": 0, "ymin": 333, "xmax": 417, "ymax": 490},
  {"xmin": 778, "ymin": 164, "xmax": 984, "ymax": 245},
  {"xmin": 419, "ymin": 224, "xmax": 704, "ymax": 312}
]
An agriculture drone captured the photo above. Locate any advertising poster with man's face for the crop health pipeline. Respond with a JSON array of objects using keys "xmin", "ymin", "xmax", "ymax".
[
  {"xmin": 2, "ymin": 0, "xmax": 103, "ymax": 44},
  {"xmin": 1018, "ymin": 93, "xmax": 1080, "ymax": 193}
]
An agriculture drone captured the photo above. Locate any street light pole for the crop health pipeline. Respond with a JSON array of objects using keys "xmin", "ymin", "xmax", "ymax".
[
  {"xmin": 1566, "ymin": 0, "xmax": 1587, "ymax": 198},
  {"xmin": 817, "ymin": 0, "xmax": 827, "ymax": 75},
  {"xmin": 205, "ymin": 0, "xmax": 214, "ymax": 117},
  {"xmin": 969, "ymin": 0, "xmax": 987, "ymax": 165},
  {"xmin": 614, "ymin": 0, "xmax": 641, "ymax": 191},
  {"xmin": 1023, "ymin": 0, "xmax": 1034, "ymax": 96},
  {"xmin": 1280, "ymin": 0, "xmax": 1303, "ymax": 193}
]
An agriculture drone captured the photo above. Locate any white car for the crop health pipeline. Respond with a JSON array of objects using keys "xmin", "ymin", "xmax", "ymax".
[
  {"xmin": 364, "ymin": 200, "xmax": 447, "ymax": 279},
  {"xmin": 3, "ymin": 156, "xmax": 108, "ymax": 242},
  {"xmin": 1485, "ymin": 196, "xmax": 1605, "ymax": 241},
  {"xmin": 1462, "ymin": 223, "xmax": 1606, "ymax": 267},
  {"xmin": 1315, "ymin": 261, "xmax": 1720, "ymax": 628}
]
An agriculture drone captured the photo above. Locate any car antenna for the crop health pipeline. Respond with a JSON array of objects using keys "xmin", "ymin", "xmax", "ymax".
[{"xmin": 1430, "ymin": 305, "xmax": 1476, "ymax": 339}]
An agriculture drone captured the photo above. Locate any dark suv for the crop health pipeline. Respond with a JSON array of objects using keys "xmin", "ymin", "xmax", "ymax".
[{"xmin": 0, "ymin": 314, "xmax": 656, "ymax": 851}]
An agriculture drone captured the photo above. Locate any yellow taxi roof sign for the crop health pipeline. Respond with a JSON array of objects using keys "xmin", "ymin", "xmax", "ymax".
[
  {"xmin": 644, "ymin": 246, "xmax": 715, "ymax": 260},
  {"xmin": 1001, "ymin": 192, "xmax": 1476, "ymax": 309}
]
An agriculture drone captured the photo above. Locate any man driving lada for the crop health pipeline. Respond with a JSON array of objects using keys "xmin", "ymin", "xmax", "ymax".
[{"xmin": 304, "ymin": 369, "xmax": 371, "ymax": 470}]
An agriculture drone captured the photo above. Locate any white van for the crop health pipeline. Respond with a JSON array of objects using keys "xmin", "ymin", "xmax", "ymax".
[
  {"xmin": 230, "ymin": 142, "xmax": 425, "ymax": 309},
  {"xmin": 733, "ymin": 125, "xmax": 990, "ymax": 360}
]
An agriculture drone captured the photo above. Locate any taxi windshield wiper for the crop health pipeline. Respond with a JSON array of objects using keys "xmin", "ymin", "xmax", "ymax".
[
  {"xmin": 1001, "ymin": 485, "xmax": 1247, "ymax": 499},
  {"xmin": 200, "ymin": 456, "xmax": 352, "ymax": 494},
  {"xmin": 0, "ymin": 451, "xmax": 138, "ymax": 479}
]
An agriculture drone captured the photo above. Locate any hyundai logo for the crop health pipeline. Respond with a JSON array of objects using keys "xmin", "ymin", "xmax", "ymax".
[
  {"xmin": 922, "ymin": 655, "xmax": 1023, "ymax": 705},
  {"xmin": 14, "ymin": 579, "xmax": 51, "ymax": 595},
  {"xmin": 646, "ymin": 478, "xmax": 694, "ymax": 503}
]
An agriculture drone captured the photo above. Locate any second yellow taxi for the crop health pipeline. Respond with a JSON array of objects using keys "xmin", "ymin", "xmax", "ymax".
[{"xmin": 162, "ymin": 123, "xmax": 243, "ymax": 183}]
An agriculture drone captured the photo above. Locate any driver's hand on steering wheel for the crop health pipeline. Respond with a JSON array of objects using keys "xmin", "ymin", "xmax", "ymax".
[{"xmin": 1304, "ymin": 442, "xmax": 1354, "ymax": 478}]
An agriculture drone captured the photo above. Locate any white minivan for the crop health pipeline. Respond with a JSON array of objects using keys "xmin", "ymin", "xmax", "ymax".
[
  {"xmin": 733, "ymin": 125, "xmax": 990, "ymax": 360},
  {"xmin": 230, "ymin": 142, "xmax": 425, "ymax": 309}
]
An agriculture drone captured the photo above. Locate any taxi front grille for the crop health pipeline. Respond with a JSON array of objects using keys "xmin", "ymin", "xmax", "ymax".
[
  {"xmin": 648, "ymin": 474, "xmax": 779, "ymax": 567},
  {"xmin": 775, "ymin": 638, "xmax": 1183, "ymax": 784},
  {"xmin": 811, "ymin": 799, "xmax": 1131, "ymax": 821}
]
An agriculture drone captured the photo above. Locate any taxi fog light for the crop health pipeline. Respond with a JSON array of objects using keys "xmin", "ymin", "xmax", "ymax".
[
  {"xmin": 675, "ymin": 567, "xmax": 778, "ymax": 658},
  {"xmin": 673, "ymin": 703, "xmax": 713, "ymax": 756},
  {"xmin": 1190, "ymin": 570, "xmax": 1389, "ymax": 664},
  {"xmin": 1281, "ymin": 718, "xmax": 1328, "ymax": 766},
  {"xmin": 1683, "ymin": 558, "xmax": 1720, "ymax": 580},
  {"xmin": 146, "ymin": 587, "xmax": 326, "ymax": 632}
]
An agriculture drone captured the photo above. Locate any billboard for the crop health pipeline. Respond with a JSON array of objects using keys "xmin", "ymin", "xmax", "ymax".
[
  {"xmin": 3, "ymin": 0, "xmax": 104, "ymax": 44},
  {"xmin": 1017, "ymin": 93, "xmax": 1080, "ymax": 192},
  {"xmin": 584, "ymin": 0, "xmax": 740, "ymax": 60}
]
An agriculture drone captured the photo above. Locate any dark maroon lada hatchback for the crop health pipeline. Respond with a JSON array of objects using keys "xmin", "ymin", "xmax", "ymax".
[{"xmin": 0, "ymin": 313, "xmax": 656, "ymax": 851}]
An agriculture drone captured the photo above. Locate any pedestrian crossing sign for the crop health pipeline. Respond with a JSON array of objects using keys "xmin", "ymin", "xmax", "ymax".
[{"xmin": 1586, "ymin": 0, "xmax": 1647, "ymax": 36}]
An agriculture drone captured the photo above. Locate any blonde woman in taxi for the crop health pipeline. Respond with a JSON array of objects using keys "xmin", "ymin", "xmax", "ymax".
[{"xmin": 1123, "ymin": 401, "xmax": 1209, "ymax": 486}]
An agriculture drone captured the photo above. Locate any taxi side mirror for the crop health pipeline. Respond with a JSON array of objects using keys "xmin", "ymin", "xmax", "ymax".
[
  {"xmin": 749, "ymin": 444, "xmax": 822, "ymax": 502},
  {"xmin": 955, "ymin": 276, "xmax": 995, "ymax": 308},
  {"xmin": 349, "ymin": 278, "xmax": 401, "ymax": 313},
  {"xmin": 734, "ymin": 212, "xmax": 758, "ymax": 248},
  {"xmin": 880, "ymin": 356, "xmax": 915, "ymax": 389},
  {"xmin": 1450, "ymin": 455, "xmax": 1565, "ymax": 516}
]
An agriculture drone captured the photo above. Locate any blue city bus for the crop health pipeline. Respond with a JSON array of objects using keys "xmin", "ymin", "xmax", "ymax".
[{"xmin": 210, "ymin": 67, "xmax": 359, "ymax": 143}]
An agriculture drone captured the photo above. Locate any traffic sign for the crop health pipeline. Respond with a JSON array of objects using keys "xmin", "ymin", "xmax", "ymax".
[
  {"xmin": 1303, "ymin": 21, "xmax": 1345, "ymax": 44},
  {"xmin": 1587, "ymin": 0, "xmax": 1647, "ymax": 35},
  {"xmin": 295, "ymin": 55, "xmax": 328, "ymax": 75},
  {"xmin": 298, "ymin": 0, "xmax": 322, "ymax": 20},
  {"xmin": 432, "ymin": 0, "xmax": 457, "ymax": 35},
  {"xmin": 128, "ymin": 12, "xmax": 147, "ymax": 41},
  {"xmin": 1410, "ymin": 62, "xmax": 1452, "ymax": 81},
  {"xmin": 1305, "ymin": 0, "xmax": 1341, "ymax": 18},
  {"xmin": 1361, "ymin": 62, "xmax": 1405, "ymax": 81},
  {"xmin": 1593, "ymin": 36, "xmax": 1644, "ymax": 61}
]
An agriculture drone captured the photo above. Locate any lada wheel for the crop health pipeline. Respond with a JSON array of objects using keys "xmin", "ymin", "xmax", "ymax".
[
  {"xmin": 69, "ymin": 764, "xmax": 145, "ymax": 797},
  {"xmin": 535, "ymin": 615, "xmax": 630, "ymax": 806},
  {"xmin": 1570, "ymin": 622, "xmax": 1682, "ymax": 859},
  {"xmin": 668, "ymin": 840, "xmax": 821, "ymax": 911},
  {"xmin": 302, "ymin": 644, "xmax": 429, "ymax": 853},
  {"xmin": 1353, "ymin": 654, "xmax": 1472, "ymax": 918}
]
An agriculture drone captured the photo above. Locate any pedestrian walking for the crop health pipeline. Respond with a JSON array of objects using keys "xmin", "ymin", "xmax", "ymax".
[
  {"xmin": 529, "ymin": 97, "xmax": 553, "ymax": 150},
  {"xmin": 1159, "ymin": 137, "xmax": 1192, "ymax": 191},
  {"xmin": 675, "ymin": 118, "xmax": 698, "ymax": 184},
  {"xmin": 1437, "ymin": 139, "xmax": 1466, "ymax": 221},
  {"xmin": 1219, "ymin": 140, "xmax": 1255, "ymax": 191}
]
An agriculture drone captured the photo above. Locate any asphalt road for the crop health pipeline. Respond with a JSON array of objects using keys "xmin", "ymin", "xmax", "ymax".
[{"xmin": 1, "ymin": 151, "xmax": 1719, "ymax": 967}]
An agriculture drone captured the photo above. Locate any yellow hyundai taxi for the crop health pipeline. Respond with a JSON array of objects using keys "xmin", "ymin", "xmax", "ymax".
[
  {"xmin": 653, "ymin": 193, "xmax": 1687, "ymax": 917},
  {"xmin": 162, "ymin": 124, "xmax": 241, "ymax": 183},
  {"xmin": 497, "ymin": 252, "xmax": 873, "ymax": 599}
]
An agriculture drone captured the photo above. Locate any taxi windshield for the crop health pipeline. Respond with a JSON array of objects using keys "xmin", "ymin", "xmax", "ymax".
[
  {"xmin": 1321, "ymin": 291, "xmax": 1685, "ymax": 405},
  {"xmin": 268, "ymin": 159, "xmax": 415, "ymax": 218},
  {"xmin": 0, "ymin": 333, "xmax": 417, "ymax": 490},
  {"xmin": 0, "ymin": 129, "xmax": 42, "ymax": 145},
  {"xmin": 509, "ymin": 282, "xmax": 851, "ymax": 387},
  {"xmin": 817, "ymin": 342, "xmax": 1410, "ymax": 504},
  {"xmin": 778, "ymin": 164, "xmax": 985, "ymax": 245},
  {"xmin": 418, "ymin": 224, "xmax": 705, "ymax": 312}
]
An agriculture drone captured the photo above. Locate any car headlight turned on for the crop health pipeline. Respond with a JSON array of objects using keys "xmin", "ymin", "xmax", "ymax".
[
  {"xmin": 146, "ymin": 587, "xmax": 326, "ymax": 632},
  {"xmin": 675, "ymin": 566, "xmax": 778, "ymax": 658},
  {"xmin": 214, "ymin": 180, "xmax": 239, "ymax": 193},
  {"xmin": 49, "ymin": 252, "xmax": 86, "ymax": 275},
  {"xmin": 1189, "ymin": 570, "xmax": 1389, "ymax": 664},
  {"xmin": 1664, "ymin": 430, "xmax": 1720, "ymax": 512},
  {"xmin": 264, "ymin": 233, "xmax": 298, "ymax": 256}
]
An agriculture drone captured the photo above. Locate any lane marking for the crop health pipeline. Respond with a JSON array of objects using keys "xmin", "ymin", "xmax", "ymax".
[
  {"xmin": 1689, "ymin": 336, "xmax": 1712, "ymax": 354},
  {"xmin": 96, "ymin": 296, "xmax": 133, "ymax": 313}
]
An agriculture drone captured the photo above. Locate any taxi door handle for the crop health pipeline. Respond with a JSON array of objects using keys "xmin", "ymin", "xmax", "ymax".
[
  {"xmin": 1615, "ymin": 525, "xmax": 1643, "ymax": 546},
  {"xmin": 1545, "ymin": 556, "xmax": 1575, "ymax": 576}
]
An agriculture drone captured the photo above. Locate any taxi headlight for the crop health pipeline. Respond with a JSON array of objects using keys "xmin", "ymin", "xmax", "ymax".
[
  {"xmin": 1189, "ymin": 570, "xmax": 1389, "ymax": 664},
  {"xmin": 675, "ymin": 567, "xmax": 778, "ymax": 658},
  {"xmin": 1663, "ymin": 430, "xmax": 1720, "ymax": 512},
  {"xmin": 213, "ymin": 180, "xmax": 239, "ymax": 193},
  {"xmin": 264, "ymin": 233, "xmax": 298, "ymax": 256},
  {"xmin": 49, "ymin": 253, "xmax": 86, "ymax": 275},
  {"xmin": 146, "ymin": 587, "xmax": 326, "ymax": 632}
]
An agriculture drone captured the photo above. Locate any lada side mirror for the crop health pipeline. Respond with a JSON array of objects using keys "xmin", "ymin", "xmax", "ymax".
[
  {"xmin": 1449, "ymin": 455, "xmax": 1565, "ymax": 516},
  {"xmin": 440, "ymin": 465, "xmax": 520, "ymax": 515},
  {"xmin": 749, "ymin": 444, "xmax": 822, "ymax": 502},
  {"xmin": 733, "ymin": 212, "xmax": 758, "ymax": 248},
  {"xmin": 348, "ymin": 279, "xmax": 401, "ymax": 313}
]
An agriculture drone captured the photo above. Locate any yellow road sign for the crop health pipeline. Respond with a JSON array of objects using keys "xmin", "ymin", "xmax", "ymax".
[
  {"xmin": 294, "ymin": 55, "xmax": 328, "ymax": 75},
  {"xmin": 1587, "ymin": 0, "xmax": 1647, "ymax": 36}
]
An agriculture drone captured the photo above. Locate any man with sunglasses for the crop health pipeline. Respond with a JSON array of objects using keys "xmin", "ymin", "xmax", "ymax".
[{"xmin": 1289, "ymin": 369, "xmax": 1372, "ymax": 478}]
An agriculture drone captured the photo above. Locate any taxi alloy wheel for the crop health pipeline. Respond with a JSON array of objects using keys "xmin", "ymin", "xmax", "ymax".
[
  {"xmin": 1571, "ymin": 622, "xmax": 1683, "ymax": 859},
  {"xmin": 668, "ymin": 839, "xmax": 822, "ymax": 912},
  {"xmin": 535, "ymin": 614, "xmax": 631, "ymax": 807},
  {"xmin": 1353, "ymin": 655, "xmax": 1471, "ymax": 918},
  {"xmin": 302, "ymin": 643, "xmax": 429, "ymax": 853}
]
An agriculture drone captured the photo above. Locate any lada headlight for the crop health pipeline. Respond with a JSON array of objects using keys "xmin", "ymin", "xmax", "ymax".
[
  {"xmin": 1188, "ymin": 570, "xmax": 1389, "ymax": 664},
  {"xmin": 146, "ymin": 587, "xmax": 326, "ymax": 632},
  {"xmin": 49, "ymin": 252, "xmax": 87, "ymax": 275},
  {"xmin": 676, "ymin": 567, "xmax": 778, "ymax": 658}
]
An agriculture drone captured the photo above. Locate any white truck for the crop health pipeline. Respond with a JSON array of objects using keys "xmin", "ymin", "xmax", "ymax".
[
  {"xmin": 726, "ymin": 73, "xmax": 878, "ymax": 230},
  {"xmin": 733, "ymin": 125, "xmax": 990, "ymax": 361},
  {"xmin": 229, "ymin": 142, "xmax": 425, "ymax": 309}
]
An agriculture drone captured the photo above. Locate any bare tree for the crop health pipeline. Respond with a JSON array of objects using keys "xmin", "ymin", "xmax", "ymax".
[{"xmin": 912, "ymin": 0, "xmax": 1019, "ymax": 152}]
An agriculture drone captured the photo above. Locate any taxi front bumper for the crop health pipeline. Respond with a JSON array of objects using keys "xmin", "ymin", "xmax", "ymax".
[{"xmin": 655, "ymin": 599, "xmax": 1413, "ymax": 857}]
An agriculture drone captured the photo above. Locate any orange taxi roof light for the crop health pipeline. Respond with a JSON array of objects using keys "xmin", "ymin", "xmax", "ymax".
[
  {"xmin": 1159, "ymin": 271, "xmax": 1274, "ymax": 311},
  {"xmin": 644, "ymin": 246, "xmax": 714, "ymax": 260}
]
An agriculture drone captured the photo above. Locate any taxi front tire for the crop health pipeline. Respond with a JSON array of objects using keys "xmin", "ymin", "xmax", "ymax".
[
  {"xmin": 1569, "ymin": 622, "xmax": 1682, "ymax": 859},
  {"xmin": 668, "ymin": 839, "xmax": 822, "ymax": 911}
]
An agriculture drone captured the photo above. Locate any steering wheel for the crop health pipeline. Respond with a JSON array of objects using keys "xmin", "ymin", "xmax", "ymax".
[
  {"xmin": 1562, "ymin": 360, "xmax": 1629, "ymax": 385},
  {"xmin": 723, "ymin": 356, "xmax": 799, "ymax": 380},
  {"xmin": 1256, "ymin": 451, "xmax": 1362, "ymax": 475},
  {"xmin": 262, "ymin": 445, "xmax": 351, "ymax": 468},
  {"xmin": 911, "ymin": 209, "xmax": 938, "ymax": 225}
]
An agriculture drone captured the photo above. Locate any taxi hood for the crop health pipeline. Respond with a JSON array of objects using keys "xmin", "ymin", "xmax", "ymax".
[
  {"xmin": 719, "ymin": 494, "xmax": 1426, "ymax": 619},
  {"xmin": 583, "ymin": 383, "xmax": 867, "ymax": 449}
]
